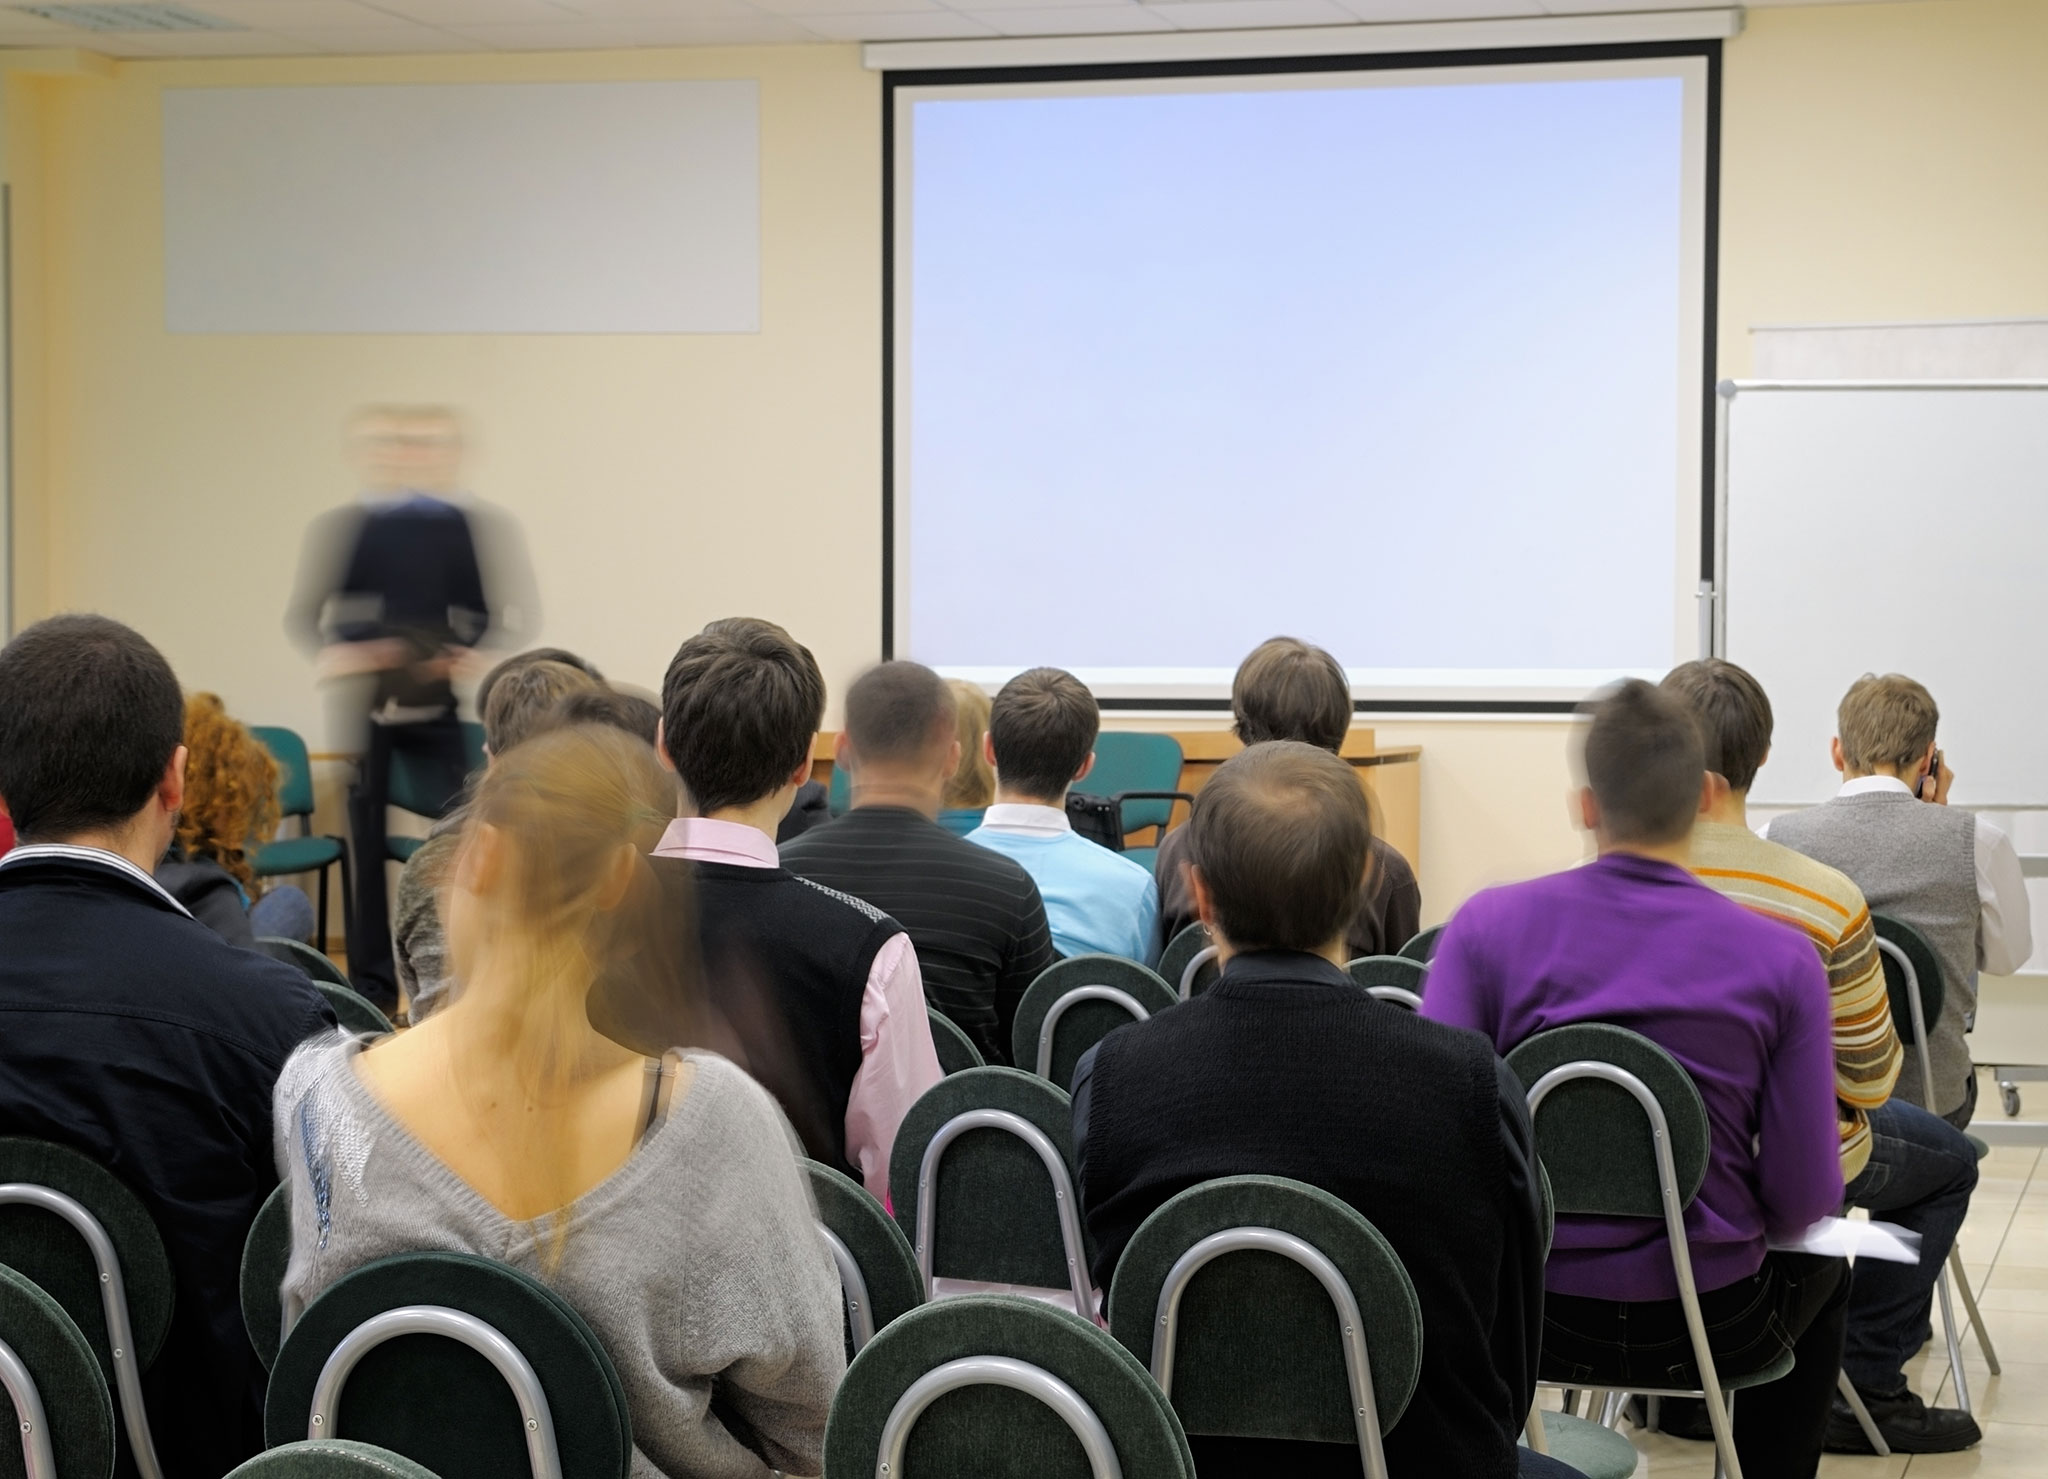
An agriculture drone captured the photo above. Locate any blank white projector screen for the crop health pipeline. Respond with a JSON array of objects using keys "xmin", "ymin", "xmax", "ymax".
[{"xmin": 891, "ymin": 58, "xmax": 1710, "ymax": 704}]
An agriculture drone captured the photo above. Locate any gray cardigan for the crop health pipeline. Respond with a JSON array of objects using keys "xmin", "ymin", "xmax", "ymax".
[{"xmin": 274, "ymin": 1034, "xmax": 845, "ymax": 1478}]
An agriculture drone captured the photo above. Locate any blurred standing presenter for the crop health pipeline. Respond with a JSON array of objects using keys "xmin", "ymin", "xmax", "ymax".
[{"xmin": 287, "ymin": 406, "xmax": 537, "ymax": 1010}]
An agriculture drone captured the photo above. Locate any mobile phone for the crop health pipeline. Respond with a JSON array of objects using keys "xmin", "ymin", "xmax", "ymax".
[{"xmin": 1920, "ymin": 746, "xmax": 1942, "ymax": 800}]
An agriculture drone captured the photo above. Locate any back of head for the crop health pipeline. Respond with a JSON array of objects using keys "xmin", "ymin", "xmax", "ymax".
[
  {"xmin": 176, "ymin": 693, "xmax": 281, "ymax": 888},
  {"xmin": 548, "ymin": 688, "xmax": 662, "ymax": 749},
  {"xmin": 1189, "ymin": 741, "xmax": 1372, "ymax": 953},
  {"xmin": 476, "ymin": 647, "xmax": 604, "ymax": 722},
  {"xmin": 484, "ymin": 660, "xmax": 601, "ymax": 756},
  {"xmin": 0, "ymin": 615, "xmax": 183, "ymax": 842},
  {"xmin": 1660, "ymin": 659, "xmax": 1774, "ymax": 794},
  {"xmin": 661, "ymin": 619, "xmax": 825, "ymax": 813},
  {"xmin": 844, "ymin": 661, "xmax": 956, "ymax": 769},
  {"xmin": 989, "ymin": 667, "xmax": 1098, "ymax": 802},
  {"xmin": 1837, "ymin": 673, "xmax": 1939, "ymax": 774},
  {"xmin": 1581, "ymin": 678, "xmax": 1705, "ymax": 847},
  {"xmin": 1231, "ymin": 637, "xmax": 1352, "ymax": 752},
  {"xmin": 944, "ymin": 679, "xmax": 995, "ymax": 809}
]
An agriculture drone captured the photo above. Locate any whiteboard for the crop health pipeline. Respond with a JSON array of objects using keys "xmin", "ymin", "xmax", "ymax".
[
  {"xmin": 163, "ymin": 82, "xmax": 759, "ymax": 334},
  {"xmin": 1720, "ymin": 382, "xmax": 2048, "ymax": 805}
]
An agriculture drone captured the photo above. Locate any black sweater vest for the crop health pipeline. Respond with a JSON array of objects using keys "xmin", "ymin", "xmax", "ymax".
[
  {"xmin": 654, "ymin": 856, "xmax": 900, "ymax": 1181},
  {"xmin": 1083, "ymin": 956, "xmax": 1537, "ymax": 1479}
]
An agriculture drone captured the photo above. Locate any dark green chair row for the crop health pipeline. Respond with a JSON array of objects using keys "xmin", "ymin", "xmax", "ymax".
[
  {"xmin": 255, "ymin": 940, "xmax": 395, "ymax": 1038},
  {"xmin": 249, "ymin": 726, "xmax": 352, "ymax": 962},
  {"xmin": 1013, "ymin": 957, "xmax": 1176, "ymax": 1092}
]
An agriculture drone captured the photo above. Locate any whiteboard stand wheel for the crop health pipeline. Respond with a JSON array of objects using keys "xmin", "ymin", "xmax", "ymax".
[{"xmin": 2001, "ymin": 1082, "xmax": 2022, "ymax": 1118}]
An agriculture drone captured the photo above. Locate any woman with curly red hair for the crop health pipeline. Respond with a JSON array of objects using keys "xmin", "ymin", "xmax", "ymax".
[{"xmin": 156, "ymin": 693, "xmax": 315, "ymax": 947}]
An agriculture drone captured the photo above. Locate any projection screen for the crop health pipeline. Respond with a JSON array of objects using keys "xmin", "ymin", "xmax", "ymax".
[{"xmin": 887, "ymin": 48, "xmax": 1716, "ymax": 710}]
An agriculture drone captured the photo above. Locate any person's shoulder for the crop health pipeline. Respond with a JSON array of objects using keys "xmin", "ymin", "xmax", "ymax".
[
  {"xmin": 787, "ymin": 870, "xmax": 902, "ymax": 933},
  {"xmin": 1702, "ymin": 828, "xmax": 1867, "ymax": 920},
  {"xmin": 275, "ymin": 1029, "xmax": 356, "ymax": 1116},
  {"xmin": 1368, "ymin": 834, "xmax": 1417, "ymax": 885},
  {"xmin": 674, "ymin": 1053, "xmax": 810, "ymax": 1163}
]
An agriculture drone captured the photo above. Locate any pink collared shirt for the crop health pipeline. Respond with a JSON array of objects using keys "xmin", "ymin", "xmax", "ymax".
[{"xmin": 653, "ymin": 816, "xmax": 942, "ymax": 1201}]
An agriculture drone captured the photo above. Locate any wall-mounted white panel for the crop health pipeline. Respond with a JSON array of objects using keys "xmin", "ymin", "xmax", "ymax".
[{"xmin": 163, "ymin": 81, "xmax": 759, "ymax": 334}]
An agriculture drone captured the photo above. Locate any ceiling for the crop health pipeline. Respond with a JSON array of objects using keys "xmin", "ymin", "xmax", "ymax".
[{"xmin": 0, "ymin": 0, "xmax": 1921, "ymax": 61}]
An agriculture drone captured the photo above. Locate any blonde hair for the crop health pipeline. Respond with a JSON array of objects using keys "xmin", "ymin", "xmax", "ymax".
[
  {"xmin": 175, "ymin": 693, "xmax": 280, "ymax": 892},
  {"xmin": 1837, "ymin": 673, "xmax": 1939, "ymax": 774},
  {"xmin": 452, "ymin": 723, "xmax": 698, "ymax": 1262},
  {"xmin": 944, "ymin": 678, "xmax": 994, "ymax": 809}
]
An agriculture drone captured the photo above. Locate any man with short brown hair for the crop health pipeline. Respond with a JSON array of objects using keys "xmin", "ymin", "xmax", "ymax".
[
  {"xmin": 1156, "ymin": 636, "xmax": 1420, "ymax": 956},
  {"xmin": 1073, "ymin": 741, "xmax": 1551, "ymax": 1478},
  {"xmin": 1767, "ymin": 673, "xmax": 2032, "ymax": 1128}
]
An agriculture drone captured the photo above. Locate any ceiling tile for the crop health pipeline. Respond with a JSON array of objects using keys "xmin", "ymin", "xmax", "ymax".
[
  {"xmin": 1339, "ymin": 0, "xmax": 1541, "ymax": 17},
  {"xmin": 121, "ymin": 26, "xmax": 324, "ymax": 49},
  {"xmin": 285, "ymin": 21, "xmax": 481, "ymax": 47},
  {"xmin": 1538, "ymin": 0, "xmax": 1726, "ymax": 10},
  {"xmin": 1146, "ymin": 0, "xmax": 1356, "ymax": 27},
  {"xmin": 970, "ymin": 3, "xmax": 1170, "ymax": 31},
  {"xmin": 788, "ymin": 6, "xmax": 992, "ymax": 31},
  {"xmin": 547, "ymin": 0, "xmax": 764, "ymax": 19},
  {"xmin": 183, "ymin": 0, "xmax": 421, "ymax": 26},
  {"xmin": 445, "ymin": 11, "xmax": 810, "ymax": 43},
  {"xmin": 358, "ymin": 0, "xmax": 580, "ymax": 25}
]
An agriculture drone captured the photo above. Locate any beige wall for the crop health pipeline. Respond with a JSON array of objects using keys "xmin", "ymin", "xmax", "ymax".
[{"xmin": 6, "ymin": 0, "xmax": 2048, "ymax": 921}]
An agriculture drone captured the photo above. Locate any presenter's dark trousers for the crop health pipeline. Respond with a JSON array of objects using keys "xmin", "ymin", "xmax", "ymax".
[
  {"xmin": 346, "ymin": 712, "xmax": 468, "ymax": 1011},
  {"xmin": 1541, "ymin": 1252, "xmax": 1849, "ymax": 1479}
]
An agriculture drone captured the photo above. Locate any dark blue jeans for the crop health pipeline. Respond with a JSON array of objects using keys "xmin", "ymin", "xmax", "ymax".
[{"xmin": 1841, "ymin": 1098, "xmax": 1979, "ymax": 1394}]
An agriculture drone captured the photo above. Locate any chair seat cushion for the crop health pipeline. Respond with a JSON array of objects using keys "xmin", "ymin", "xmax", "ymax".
[
  {"xmin": 258, "ymin": 837, "xmax": 344, "ymax": 876},
  {"xmin": 0, "ymin": 1262, "xmax": 116, "ymax": 1479},
  {"xmin": 1533, "ymin": 1412, "xmax": 1640, "ymax": 1479},
  {"xmin": 385, "ymin": 837, "xmax": 425, "ymax": 864}
]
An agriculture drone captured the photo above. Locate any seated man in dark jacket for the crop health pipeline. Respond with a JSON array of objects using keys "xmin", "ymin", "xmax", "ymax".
[
  {"xmin": 0, "ymin": 615, "xmax": 334, "ymax": 1478},
  {"xmin": 1073, "ymin": 740, "xmax": 1557, "ymax": 1478}
]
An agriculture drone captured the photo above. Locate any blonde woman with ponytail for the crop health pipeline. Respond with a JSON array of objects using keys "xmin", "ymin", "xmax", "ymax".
[{"xmin": 274, "ymin": 724, "xmax": 844, "ymax": 1479}]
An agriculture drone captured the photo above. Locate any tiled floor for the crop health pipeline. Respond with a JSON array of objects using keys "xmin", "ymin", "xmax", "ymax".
[{"xmin": 1577, "ymin": 1124, "xmax": 2047, "ymax": 1476}]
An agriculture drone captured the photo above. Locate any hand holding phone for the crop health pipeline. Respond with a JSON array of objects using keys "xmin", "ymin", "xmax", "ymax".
[{"xmin": 1919, "ymin": 747, "xmax": 1946, "ymax": 802}]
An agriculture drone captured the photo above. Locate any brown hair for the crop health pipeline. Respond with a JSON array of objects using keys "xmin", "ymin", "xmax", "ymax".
[
  {"xmin": 1837, "ymin": 673, "xmax": 1939, "ymax": 775},
  {"xmin": 483, "ymin": 660, "xmax": 601, "ymax": 757},
  {"xmin": 175, "ymin": 693, "xmax": 281, "ymax": 892},
  {"xmin": 1232, "ymin": 637, "xmax": 1351, "ymax": 753},
  {"xmin": 844, "ymin": 662, "xmax": 956, "ymax": 767},
  {"xmin": 944, "ymin": 679, "xmax": 995, "ymax": 809},
  {"xmin": 661, "ymin": 619, "xmax": 825, "ymax": 815},
  {"xmin": 1188, "ymin": 741, "xmax": 1372, "ymax": 953},
  {"xmin": 1581, "ymin": 679, "xmax": 1704, "ymax": 846},
  {"xmin": 989, "ymin": 667, "xmax": 1098, "ymax": 802},
  {"xmin": 549, "ymin": 688, "xmax": 662, "ymax": 749},
  {"xmin": 476, "ymin": 647, "xmax": 603, "ymax": 720},
  {"xmin": 1660, "ymin": 660, "xmax": 1774, "ymax": 794}
]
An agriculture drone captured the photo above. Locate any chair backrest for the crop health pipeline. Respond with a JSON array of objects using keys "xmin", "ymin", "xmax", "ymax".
[
  {"xmin": 805, "ymin": 1161, "xmax": 924, "ymax": 1355},
  {"xmin": 1344, "ymin": 956, "xmax": 1427, "ymax": 997},
  {"xmin": 385, "ymin": 750, "xmax": 463, "ymax": 822},
  {"xmin": 1156, "ymin": 925, "xmax": 1212, "ymax": 997},
  {"xmin": 826, "ymin": 764, "xmax": 850, "ymax": 818},
  {"xmin": 266, "ymin": 1252, "xmax": 632, "ymax": 1479},
  {"xmin": 252, "ymin": 726, "xmax": 316, "ymax": 821},
  {"xmin": 938, "ymin": 808, "xmax": 987, "ymax": 838},
  {"xmin": 1394, "ymin": 925, "xmax": 1444, "ymax": 964},
  {"xmin": 1870, "ymin": 911, "xmax": 1946, "ymax": 1059},
  {"xmin": 0, "ymin": 1139, "xmax": 175, "ymax": 1479},
  {"xmin": 1178, "ymin": 947, "xmax": 1222, "ymax": 1002},
  {"xmin": 1012, "ymin": 957, "xmax": 1176, "ymax": 1092},
  {"xmin": 1106, "ymin": 1176, "xmax": 1421, "ymax": 1463},
  {"xmin": 927, "ymin": 1012, "xmax": 986, "ymax": 1077},
  {"xmin": 0, "ymin": 1261, "xmax": 115, "ymax": 1479},
  {"xmin": 1504, "ymin": 1024, "xmax": 1711, "ymax": 1219},
  {"xmin": 315, "ymin": 984, "xmax": 395, "ymax": 1039},
  {"xmin": 257, "ymin": 937, "xmax": 359, "ymax": 993},
  {"xmin": 459, "ymin": 723, "xmax": 487, "ymax": 777},
  {"xmin": 1088, "ymin": 733, "xmax": 1185, "ymax": 836},
  {"xmin": 888, "ymin": 1070, "xmax": 1093, "ymax": 1313},
  {"xmin": 824, "ymin": 1295, "xmax": 1194, "ymax": 1479},
  {"xmin": 226, "ymin": 1440, "xmax": 444, "ymax": 1478},
  {"xmin": 242, "ymin": 1185, "xmax": 292, "ymax": 1371}
]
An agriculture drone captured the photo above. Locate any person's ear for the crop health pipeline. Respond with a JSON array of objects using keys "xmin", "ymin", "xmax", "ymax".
[
  {"xmin": 1830, "ymin": 736, "xmax": 1846, "ymax": 776},
  {"xmin": 833, "ymin": 731, "xmax": 854, "ymax": 776},
  {"xmin": 1574, "ymin": 785, "xmax": 1599, "ymax": 833},
  {"xmin": 788, "ymin": 754, "xmax": 814, "ymax": 790},
  {"xmin": 943, "ymin": 737, "xmax": 961, "ymax": 780},
  {"xmin": 1700, "ymin": 772, "xmax": 1726, "ymax": 815},
  {"xmin": 160, "ymin": 745, "xmax": 188, "ymax": 817},
  {"xmin": 653, "ymin": 718, "xmax": 677, "ymax": 774},
  {"xmin": 983, "ymin": 731, "xmax": 997, "ymax": 770},
  {"xmin": 1074, "ymin": 751, "xmax": 1096, "ymax": 785},
  {"xmin": 455, "ymin": 821, "xmax": 505, "ymax": 897},
  {"xmin": 592, "ymin": 842, "xmax": 638, "ymax": 913},
  {"xmin": 1189, "ymin": 865, "xmax": 1217, "ymax": 931}
]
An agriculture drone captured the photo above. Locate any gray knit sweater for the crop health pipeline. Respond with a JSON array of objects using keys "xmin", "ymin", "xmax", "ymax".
[{"xmin": 273, "ymin": 1034, "xmax": 846, "ymax": 1478}]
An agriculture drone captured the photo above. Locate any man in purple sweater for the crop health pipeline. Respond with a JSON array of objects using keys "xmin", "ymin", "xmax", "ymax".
[{"xmin": 1423, "ymin": 679, "xmax": 1847, "ymax": 1479}]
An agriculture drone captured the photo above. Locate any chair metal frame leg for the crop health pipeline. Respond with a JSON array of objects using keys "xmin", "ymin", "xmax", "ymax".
[
  {"xmin": 314, "ymin": 862, "xmax": 330, "ymax": 959},
  {"xmin": 1836, "ymin": 1373, "xmax": 1889, "ymax": 1457},
  {"xmin": 1936, "ymin": 1268, "xmax": 1972, "ymax": 1413},
  {"xmin": 0, "ymin": 1335, "xmax": 57, "ymax": 1479},
  {"xmin": 1949, "ymin": 1248, "xmax": 2000, "ymax": 1373}
]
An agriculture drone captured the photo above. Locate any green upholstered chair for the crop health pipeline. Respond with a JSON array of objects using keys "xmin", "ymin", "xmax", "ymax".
[
  {"xmin": 1083, "ymin": 733, "xmax": 1193, "ymax": 875},
  {"xmin": 1870, "ymin": 911, "xmax": 2000, "ymax": 1404},
  {"xmin": 1394, "ymin": 925, "xmax": 1443, "ymax": 964},
  {"xmin": 1526, "ymin": 1410, "xmax": 1641, "ymax": 1479},
  {"xmin": 383, "ymin": 747, "xmax": 473, "ymax": 866},
  {"xmin": 1344, "ymin": 956, "xmax": 1427, "ymax": 1009},
  {"xmin": 824, "ymin": 1295, "xmax": 1194, "ymax": 1479},
  {"xmin": 242, "ymin": 1185, "xmax": 292, "ymax": 1372},
  {"xmin": 265, "ymin": 1252, "xmax": 631, "ymax": 1479},
  {"xmin": 888, "ymin": 1069, "xmax": 1095, "ymax": 1318},
  {"xmin": 0, "ymin": 1261, "xmax": 116, "ymax": 1479},
  {"xmin": 1012, "ymin": 957, "xmax": 1176, "ymax": 1092},
  {"xmin": 0, "ymin": 1140, "xmax": 174, "ymax": 1479},
  {"xmin": 1176, "ymin": 946, "xmax": 1222, "ymax": 1002},
  {"xmin": 1506, "ymin": 1025, "xmax": 1785, "ymax": 1479},
  {"xmin": 1156, "ymin": 925, "xmax": 1212, "ymax": 999},
  {"xmin": 251, "ymin": 725, "xmax": 353, "ymax": 958},
  {"xmin": 805, "ymin": 1162, "xmax": 923, "ymax": 1357},
  {"xmin": 927, "ymin": 1012, "xmax": 986, "ymax": 1077},
  {"xmin": 1105, "ymin": 1175, "xmax": 1418, "ymax": 1479},
  {"xmin": 826, "ymin": 764, "xmax": 850, "ymax": 818},
  {"xmin": 255, "ymin": 941, "xmax": 394, "ymax": 1038},
  {"xmin": 938, "ymin": 808, "xmax": 986, "ymax": 837},
  {"xmin": 227, "ymin": 1440, "xmax": 443, "ymax": 1478}
]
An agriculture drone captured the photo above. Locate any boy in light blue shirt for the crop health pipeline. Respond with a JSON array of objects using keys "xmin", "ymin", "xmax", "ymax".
[{"xmin": 966, "ymin": 667, "xmax": 1159, "ymax": 962}]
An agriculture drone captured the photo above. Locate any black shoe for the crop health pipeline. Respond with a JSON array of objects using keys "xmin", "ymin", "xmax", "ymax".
[{"xmin": 1825, "ymin": 1386, "xmax": 1982, "ymax": 1454}]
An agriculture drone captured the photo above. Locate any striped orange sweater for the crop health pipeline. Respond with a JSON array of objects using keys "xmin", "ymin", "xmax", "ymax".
[{"xmin": 1691, "ymin": 820, "xmax": 1903, "ymax": 1181}]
